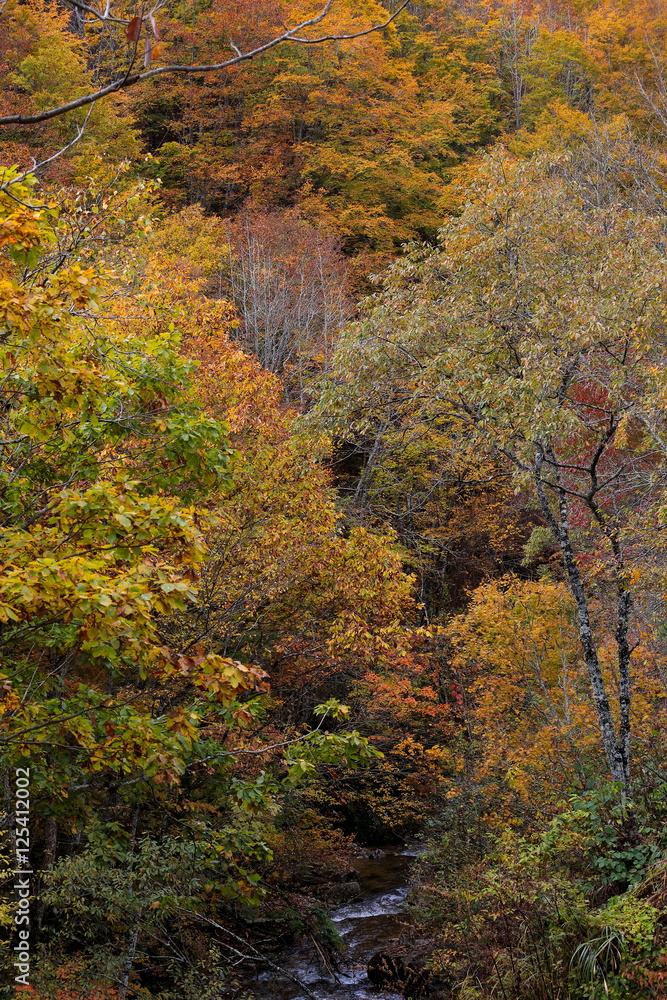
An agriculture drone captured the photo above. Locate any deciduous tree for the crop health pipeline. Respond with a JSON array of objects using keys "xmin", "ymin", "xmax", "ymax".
[{"xmin": 311, "ymin": 149, "xmax": 667, "ymax": 800}]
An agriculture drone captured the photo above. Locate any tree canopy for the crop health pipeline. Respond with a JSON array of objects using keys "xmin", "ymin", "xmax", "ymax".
[{"xmin": 3, "ymin": 2, "xmax": 667, "ymax": 999}]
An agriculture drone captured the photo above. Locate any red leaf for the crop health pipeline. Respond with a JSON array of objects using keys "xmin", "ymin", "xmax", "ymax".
[{"xmin": 127, "ymin": 15, "xmax": 141, "ymax": 42}]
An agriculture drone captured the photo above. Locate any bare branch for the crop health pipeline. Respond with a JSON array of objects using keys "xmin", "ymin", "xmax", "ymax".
[
  {"xmin": 0, "ymin": 0, "xmax": 409, "ymax": 127},
  {"xmin": 184, "ymin": 910, "xmax": 319, "ymax": 1000},
  {"xmin": 0, "ymin": 106, "xmax": 94, "ymax": 193},
  {"xmin": 59, "ymin": 0, "xmax": 141, "ymax": 27}
]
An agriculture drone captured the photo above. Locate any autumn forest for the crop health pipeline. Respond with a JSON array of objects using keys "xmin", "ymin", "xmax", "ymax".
[{"xmin": 2, "ymin": 0, "xmax": 667, "ymax": 998}]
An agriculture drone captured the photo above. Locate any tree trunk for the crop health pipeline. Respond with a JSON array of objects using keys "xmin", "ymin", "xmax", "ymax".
[
  {"xmin": 119, "ymin": 924, "xmax": 140, "ymax": 1000},
  {"xmin": 36, "ymin": 816, "xmax": 58, "ymax": 931},
  {"xmin": 118, "ymin": 805, "xmax": 141, "ymax": 999},
  {"xmin": 533, "ymin": 452, "xmax": 630, "ymax": 799}
]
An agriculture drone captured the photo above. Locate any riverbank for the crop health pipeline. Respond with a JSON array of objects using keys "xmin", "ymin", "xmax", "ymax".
[{"xmin": 252, "ymin": 847, "xmax": 420, "ymax": 1000}]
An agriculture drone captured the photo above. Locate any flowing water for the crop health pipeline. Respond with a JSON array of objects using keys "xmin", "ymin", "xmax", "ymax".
[{"xmin": 254, "ymin": 846, "xmax": 416, "ymax": 1000}]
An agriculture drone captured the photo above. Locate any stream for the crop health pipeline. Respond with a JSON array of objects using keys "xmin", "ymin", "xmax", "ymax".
[{"xmin": 254, "ymin": 847, "xmax": 416, "ymax": 1000}]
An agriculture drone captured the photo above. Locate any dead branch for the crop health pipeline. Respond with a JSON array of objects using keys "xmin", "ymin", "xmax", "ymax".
[{"xmin": 0, "ymin": 0, "xmax": 410, "ymax": 127}]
